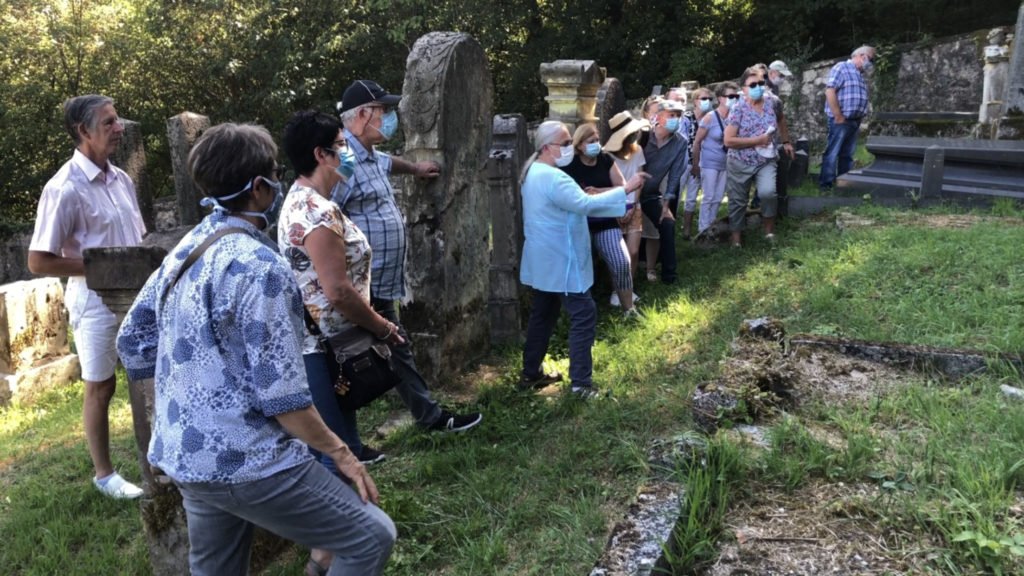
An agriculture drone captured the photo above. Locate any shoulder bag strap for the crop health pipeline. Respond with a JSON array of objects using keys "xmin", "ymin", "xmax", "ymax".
[{"xmin": 161, "ymin": 226, "xmax": 248, "ymax": 304}]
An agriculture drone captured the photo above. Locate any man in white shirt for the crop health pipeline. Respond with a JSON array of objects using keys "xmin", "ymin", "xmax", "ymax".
[{"xmin": 28, "ymin": 95, "xmax": 146, "ymax": 499}]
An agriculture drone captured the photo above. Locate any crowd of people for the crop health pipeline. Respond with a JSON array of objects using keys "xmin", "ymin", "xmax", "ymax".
[{"xmin": 26, "ymin": 44, "xmax": 875, "ymax": 575}]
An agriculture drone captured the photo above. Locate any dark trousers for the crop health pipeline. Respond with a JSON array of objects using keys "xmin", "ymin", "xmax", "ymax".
[
  {"xmin": 522, "ymin": 289, "xmax": 596, "ymax": 387},
  {"xmin": 304, "ymin": 353, "xmax": 362, "ymax": 468},
  {"xmin": 640, "ymin": 196, "xmax": 678, "ymax": 283},
  {"xmin": 776, "ymin": 145, "xmax": 791, "ymax": 217},
  {"xmin": 371, "ymin": 298, "xmax": 442, "ymax": 427}
]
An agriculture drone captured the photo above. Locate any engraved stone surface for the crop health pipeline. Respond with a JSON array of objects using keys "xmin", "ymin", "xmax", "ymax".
[
  {"xmin": 487, "ymin": 114, "xmax": 528, "ymax": 344},
  {"xmin": 399, "ymin": 32, "xmax": 494, "ymax": 382},
  {"xmin": 166, "ymin": 112, "xmax": 210, "ymax": 227},
  {"xmin": 596, "ymin": 78, "xmax": 626, "ymax": 143},
  {"xmin": 1006, "ymin": 4, "xmax": 1024, "ymax": 115}
]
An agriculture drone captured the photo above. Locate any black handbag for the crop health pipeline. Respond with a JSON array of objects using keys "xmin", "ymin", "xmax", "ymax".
[{"xmin": 304, "ymin": 310, "xmax": 400, "ymax": 410}]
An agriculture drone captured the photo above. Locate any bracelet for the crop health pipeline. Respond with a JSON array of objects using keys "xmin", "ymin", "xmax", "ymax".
[{"xmin": 377, "ymin": 322, "xmax": 395, "ymax": 341}]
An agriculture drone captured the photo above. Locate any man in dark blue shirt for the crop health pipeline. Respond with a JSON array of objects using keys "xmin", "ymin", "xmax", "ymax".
[{"xmin": 640, "ymin": 99, "xmax": 688, "ymax": 284}]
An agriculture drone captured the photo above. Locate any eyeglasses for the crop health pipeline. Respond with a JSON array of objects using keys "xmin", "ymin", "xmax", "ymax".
[
  {"xmin": 271, "ymin": 166, "xmax": 286, "ymax": 180},
  {"xmin": 699, "ymin": 97, "xmax": 713, "ymax": 101},
  {"xmin": 725, "ymin": 94, "xmax": 740, "ymax": 99},
  {"xmin": 747, "ymin": 81, "xmax": 766, "ymax": 88}
]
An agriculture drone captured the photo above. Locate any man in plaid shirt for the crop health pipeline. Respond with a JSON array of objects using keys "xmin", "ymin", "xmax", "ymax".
[
  {"xmin": 820, "ymin": 45, "xmax": 876, "ymax": 190},
  {"xmin": 333, "ymin": 79, "xmax": 483, "ymax": 434}
]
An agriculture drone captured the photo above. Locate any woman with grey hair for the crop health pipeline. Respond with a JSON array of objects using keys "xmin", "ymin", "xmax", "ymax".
[
  {"xmin": 117, "ymin": 122, "xmax": 395, "ymax": 576},
  {"xmin": 517, "ymin": 120, "xmax": 644, "ymax": 398}
]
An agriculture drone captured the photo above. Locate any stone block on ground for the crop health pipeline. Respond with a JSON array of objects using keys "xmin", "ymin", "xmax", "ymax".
[
  {"xmin": 0, "ymin": 278, "xmax": 71, "ymax": 374},
  {"xmin": 0, "ymin": 353, "xmax": 80, "ymax": 406},
  {"xmin": 590, "ymin": 482, "xmax": 684, "ymax": 576}
]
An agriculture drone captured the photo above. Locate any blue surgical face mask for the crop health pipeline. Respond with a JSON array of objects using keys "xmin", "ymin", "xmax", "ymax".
[
  {"xmin": 584, "ymin": 142, "xmax": 602, "ymax": 157},
  {"xmin": 748, "ymin": 86, "xmax": 765, "ymax": 101},
  {"xmin": 700, "ymin": 99, "xmax": 713, "ymax": 113},
  {"xmin": 664, "ymin": 117, "xmax": 681, "ymax": 132},
  {"xmin": 335, "ymin": 147, "xmax": 356, "ymax": 180},
  {"xmin": 377, "ymin": 109, "xmax": 398, "ymax": 139},
  {"xmin": 201, "ymin": 176, "xmax": 284, "ymax": 230},
  {"xmin": 862, "ymin": 58, "xmax": 874, "ymax": 73}
]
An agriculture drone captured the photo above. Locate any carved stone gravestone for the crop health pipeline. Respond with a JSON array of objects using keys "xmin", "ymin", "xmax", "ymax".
[
  {"xmin": 112, "ymin": 119, "xmax": 155, "ymax": 233},
  {"xmin": 486, "ymin": 114, "xmax": 528, "ymax": 344},
  {"xmin": 596, "ymin": 78, "xmax": 626, "ymax": 143},
  {"xmin": 540, "ymin": 60, "xmax": 606, "ymax": 131},
  {"xmin": 166, "ymin": 112, "xmax": 210, "ymax": 226},
  {"xmin": 399, "ymin": 32, "xmax": 493, "ymax": 382}
]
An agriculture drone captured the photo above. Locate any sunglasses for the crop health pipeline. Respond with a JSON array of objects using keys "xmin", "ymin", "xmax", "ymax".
[
  {"xmin": 699, "ymin": 97, "xmax": 713, "ymax": 101},
  {"xmin": 747, "ymin": 81, "xmax": 767, "ymax": 88},
  {"xmin": 725, "ymin": 94, "xmax": 740, "ymax": 99}
]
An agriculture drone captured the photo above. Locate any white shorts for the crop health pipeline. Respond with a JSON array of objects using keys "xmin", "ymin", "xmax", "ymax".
[{"xmin": 66, "ymin": 277, "xmax": 119, "ymax": 382}]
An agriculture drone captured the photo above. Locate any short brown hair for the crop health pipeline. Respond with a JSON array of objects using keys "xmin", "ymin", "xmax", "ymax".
[{"xmin": 188, "ymin": 123, "xmax": 277, "ymax": 201}]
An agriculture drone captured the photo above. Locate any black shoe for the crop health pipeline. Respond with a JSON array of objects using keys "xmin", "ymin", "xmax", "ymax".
[
  {"xmin": 430, "ymin": 410, "xmax": 483, "ymax": 433},
  {"xmin": 358, "ymin": 446, "xmax": 387, "ymax": 465},
  {"xmin": 517, "ymin": 370, "xmax": 563, "ymax": 391},
  {"xmin": 570, "ymin": 385, "xmax": 602, "ymax": 400}
]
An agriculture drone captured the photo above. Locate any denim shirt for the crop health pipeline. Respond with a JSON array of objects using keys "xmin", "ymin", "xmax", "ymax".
[
  {"xmin": 117, "ymin": 211, "xmax": 313, "ymax": 484},
  {"xmin": 520, "ymin": 162, "xmax": 626, "ymax": 294}
]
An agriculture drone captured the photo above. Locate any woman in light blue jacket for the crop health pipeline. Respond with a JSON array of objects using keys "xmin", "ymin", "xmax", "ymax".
[{"xmin": 517, "ymin": 121, "xmax": 646, "ymax": 398}]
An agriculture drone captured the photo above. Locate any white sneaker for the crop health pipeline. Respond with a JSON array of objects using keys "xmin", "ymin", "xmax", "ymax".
[
  {"xmin": 94, "ymin": 472, "xmax": 144, "ymax": 500},
  {"xmin": 610, "ymin": 292, "xmax": 621, "ymax": 307}
]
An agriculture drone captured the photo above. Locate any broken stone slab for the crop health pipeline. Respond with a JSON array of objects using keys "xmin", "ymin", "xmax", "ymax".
[
  {"xmin": 0, "ymin": 277, "xmax": 71, "ymax": 374},
  {"xmin": 590, "ymin": 482, "xmax": 685, "ymax": 576},
  {"xmin": 789, "ymin": 334, "xmax": 1024, "ymax": 379},
  {"xmin": 167, "ymin": 112, "xmax": 210, "ymax": 227},
  {"xmin": 1001, "ymin": 384, "xmax": 1024, "ymax": 401},
  {"xmin": 0, "ymin": 354, "xmax": 80, "ymax": 406}
]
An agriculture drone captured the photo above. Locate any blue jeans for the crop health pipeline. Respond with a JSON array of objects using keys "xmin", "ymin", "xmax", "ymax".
[
  {"xmin": 522, "ymin": 289, "xmax": 597, "ymax": 387},
  {"xmin": 177, "ymin": 460, "xmax": 395, "ymax": 576},
  {"xmin": 371, "ymin": 299, "xmax": 443, "ymax": 428},
  {"xmin": 304, "ymin": 353, "xmax": 362, "ymax": 470},
  {"xmin": 819, "ymin": 117, "xmax": 861, "ymax": 188}
]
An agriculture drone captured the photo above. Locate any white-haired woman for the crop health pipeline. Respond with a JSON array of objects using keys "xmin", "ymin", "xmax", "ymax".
[{"xmin": 517, "ymin": 121, "xmax": 645, "ymax": 398}]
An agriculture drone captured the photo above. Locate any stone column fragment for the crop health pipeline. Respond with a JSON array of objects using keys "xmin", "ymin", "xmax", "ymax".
[
  {"xmin": 540, "ymin": 60, "xmax": 606, "ymax": 131},
  {"xmin": 596, "ymin": 78, "xmax": 626, "ymax": 143},
  {"xmin": 486, "ymin": 114, "xmax": 528, "ymax": 344},
  {"xmin": 1005, "ymin": 4, "xmax": 1024, "ymax": 116},
  {"xmin": 112, "ymin": 119, "xmax": 155, "ymax": 233}
]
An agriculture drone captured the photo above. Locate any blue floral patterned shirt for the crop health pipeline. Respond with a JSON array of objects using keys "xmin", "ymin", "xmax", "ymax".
[{"xmin": 116, "ymin": 211, "xmax": 314, "ymax": 484}]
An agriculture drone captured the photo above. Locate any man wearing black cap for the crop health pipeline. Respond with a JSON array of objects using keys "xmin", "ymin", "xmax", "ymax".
[{"xmin": 332, "ymin": 79, "xmax": 482, "ymax": 434}]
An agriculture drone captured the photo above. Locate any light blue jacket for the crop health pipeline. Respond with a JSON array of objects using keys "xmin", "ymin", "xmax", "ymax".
[{"xmin": 520, "ymin": 162, "xmax": 627, "ymax": 294}]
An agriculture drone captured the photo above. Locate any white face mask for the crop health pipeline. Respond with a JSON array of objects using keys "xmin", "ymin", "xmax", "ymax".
[{"xmin": 554, "ymin": 144, "xmax": 575, "ymax": 167}]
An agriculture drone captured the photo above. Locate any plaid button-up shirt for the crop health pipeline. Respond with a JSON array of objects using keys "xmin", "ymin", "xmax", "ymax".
[
  {"xmin": 824, "ymin": 60, "xmax": 869, "ymax": 120},
  {"xmin": 331, "ymin": 129, "xmax": 407, "ymax": 301}
]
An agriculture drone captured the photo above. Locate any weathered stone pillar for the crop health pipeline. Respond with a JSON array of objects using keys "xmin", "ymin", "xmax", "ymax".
[
  {"xmin": 595, "ymin": 78, "xmax": 626, "ymax": 144},
  {"xmin": 112, "ymin": 119, "xmax": 155, "ymax": 233},
  {"xmin": 1005, "ymin": 4, "xmax": 1024, "ymax": 116},
  {"xmin": 920, "ymin": 145, "xmax": 946, "ymax": 198},
  {"xmin": 166, "ymin": 113, "xmax": 210, "ymax": 226},
  {"xmin": 486, "ymin": 114, "xmax": 528, "ymax": 344},
  {"xmin": 0, "ymin": 278, "xmax": 80, "ymax": 405},
  {"xmin": 981, "ymin": 28, "xmax": 1011, "ymax": 124},
  {"xmin": 399, "ymin": 32, "xmax": 494, "ymax": 383},
  {"xmin": 539, "ymin": 60, "xmax": 606, "ymax": 130}
]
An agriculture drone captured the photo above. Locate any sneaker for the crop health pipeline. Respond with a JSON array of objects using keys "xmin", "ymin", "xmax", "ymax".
[
  {"xmin": 430, "ymin": 410, "xmax": 483, "ymax": 433},
  {"xmin": 517, "ymin": 370, "xmax": 563, "ymax": 391},
  {"xmin": 765, "ymin": 233, "xmax": 777, "ymax": 245},
  {"xmin": 610, "ymin": 292, "xmax": 621, "ymax": 307},
  {"xmin": 622, "ymin": 308, "xmax": 641, "ymax": 320},
  {"xmin": 358, "ymin": 446, "xmax": 387, "ymax": 465},
  {"xmin": 646, "ymin": 270, "xmax": 658, "ymax": 282},
  {"xmin": 93, "ymin": 472, "xmax": 144, "ymax": 500},
  {"xmin": 570, "ymin": 385, "xmax": 602, "ymax": 400}
]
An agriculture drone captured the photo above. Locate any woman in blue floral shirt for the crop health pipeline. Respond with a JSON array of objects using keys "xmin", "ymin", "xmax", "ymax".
[
  {"xmin": 724, "ymin": 67, "xmax": 782, "ymax": 247},
  {"xmin": 117, "ymin": 123, "xmax": 395, "ymax": 576}
]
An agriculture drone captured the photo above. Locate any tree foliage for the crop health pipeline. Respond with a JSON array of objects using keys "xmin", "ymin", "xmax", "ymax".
[{"xmin": 1, "ymin": 0, "xmax": 1019, "ymax": 225}]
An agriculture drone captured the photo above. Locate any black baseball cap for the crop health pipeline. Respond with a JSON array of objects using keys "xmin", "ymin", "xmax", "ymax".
[{"xmin": 337, "ymin": 80, "xmax": 402, "ymax": 114}]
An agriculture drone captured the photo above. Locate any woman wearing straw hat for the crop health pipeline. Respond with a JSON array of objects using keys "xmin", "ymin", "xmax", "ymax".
[{"xmin": 603, "ymin": 111, "xmax": 649, "ymax": 289}]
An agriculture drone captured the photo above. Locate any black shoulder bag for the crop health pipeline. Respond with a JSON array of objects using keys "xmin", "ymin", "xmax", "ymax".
[{"xmin": 302, "ymin": 310, "xmax": 400, "ymax": 411}]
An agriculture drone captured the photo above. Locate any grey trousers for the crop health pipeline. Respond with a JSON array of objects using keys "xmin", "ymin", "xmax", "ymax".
[
  {"xmin": 177, "ymin": 459, "xmax": 395, "ymax": 576},
  {"xmin": 726, "ymin": 157, "xmax": 777, "ymax": 232}
]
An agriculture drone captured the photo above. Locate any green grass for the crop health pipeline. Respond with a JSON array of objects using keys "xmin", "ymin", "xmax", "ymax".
[{"xmin": 2, "ymin": 201, "xmax": 1023, "ymax": 574}]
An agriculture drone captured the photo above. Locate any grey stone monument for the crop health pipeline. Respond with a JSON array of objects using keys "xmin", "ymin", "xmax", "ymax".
[
  {"xmin": 166, "ymin": 112, "xmax": 210, "ymax": 227},
  {"xmin": 399, "ymin": 32, "xmax": 494, "ymax": 382},
  {"xmin": 920, "ymin": 145, "xmax": 946, "ymax": 198},
  {"xmin": 595, "ymin": 77, "xmax": 626, "ymax": 144},
  {"xmin": 980, "ymin": 27, "xmax": 1012, "ymax": 124},
  {"xmin": 539, "ymin": 60, "xmax": 606, "ymax": 130},
  {"xmin": 1005, "ymin": 3, "xmax": 1024, "ymax": 116},
  {"xmin": 486, "ymin": 114, "xmax": 528, "ymax": 344},
  {"xmin": 111, "ymin": 119, "xmax": 155, "ymax": 233}
]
